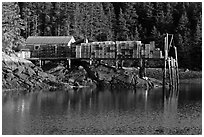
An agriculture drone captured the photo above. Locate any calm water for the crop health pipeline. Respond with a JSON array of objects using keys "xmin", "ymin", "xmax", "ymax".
[{"xmin": 2, "ymin": 81, "xmax": 202, "ymax": 135}]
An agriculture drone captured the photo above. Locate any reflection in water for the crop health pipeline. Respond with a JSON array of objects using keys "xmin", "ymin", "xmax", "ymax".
[
  {"xmin": 3, "ymin": 88, "xmax": 163, "ymax": 121},
  {"xmin": 2, "ymin": 82, "xmax": 202, "ymax": 135},
  {"xmin": 163, "ymin": 87, "xmax": 179, "ymax": 128}
]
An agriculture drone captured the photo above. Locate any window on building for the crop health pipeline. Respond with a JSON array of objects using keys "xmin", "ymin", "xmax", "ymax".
[{"xmin": 34, "ymin": 45, "xmax": 40, "ymax": 50}]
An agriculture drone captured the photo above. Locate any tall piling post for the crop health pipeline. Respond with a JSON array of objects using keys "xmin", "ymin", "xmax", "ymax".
[
  {"xmin": 163, "ymin": 34, "xmax": 168, "ymax": 90},
  {"xmin": 139, "ymin": 44, "xmax": 145, "ymax": 78},
  {"xmin": 39, "ymin": 60, "xmax": 42, "ymax": 67},
  {"xmin": 68, "ymin": 59, "xmax": 71, "ymax": 69},
  {"xmin": 168, "ymin": 57, "xmax": 172, "ymax": 89},
  {"xmin": 171, "ymin": 57, "xmax": 175, "ymax": 89},
  {"xmin": 174, "ymin": 46, "xmax": 179, "ymax": 89}
]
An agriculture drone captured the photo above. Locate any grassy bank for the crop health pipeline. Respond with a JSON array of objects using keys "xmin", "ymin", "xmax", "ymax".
[{"xmin": 146, "ymin": 68, "xmax": 202, "ymax": 80}]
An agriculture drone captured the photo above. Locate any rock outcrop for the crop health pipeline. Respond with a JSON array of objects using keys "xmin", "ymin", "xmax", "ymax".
[
  {"xmin": 46, "ymin": 64, "xmax": 97, "ymax": 89},
  {"xmin": 92, "ymin": 65, "xmax": 163, "ymax": 89},
  {"xmin": 2, "ymin": 52, "xmax": 60, "ymax": 91},
  {"xmin": 2, "ymin": 52, "xmax": 164, "ymax": 92}
]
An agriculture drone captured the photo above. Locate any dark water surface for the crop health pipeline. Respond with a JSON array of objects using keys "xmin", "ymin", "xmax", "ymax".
[{"xmin": 2, "ymin": 81, "xmax": 202, "ymax": 135}]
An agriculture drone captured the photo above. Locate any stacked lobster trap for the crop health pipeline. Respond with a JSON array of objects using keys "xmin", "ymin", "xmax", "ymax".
[
  {"xmin": 75, "ymin": 40, "xmax": 163, "ymax": 59},
  {"xmin": 91, "ymin": 41, "xmax": 116, "ymax": 58},
  {"xmin": 116, "ymin": 41, "xmax": 141, "ymax": 59}
]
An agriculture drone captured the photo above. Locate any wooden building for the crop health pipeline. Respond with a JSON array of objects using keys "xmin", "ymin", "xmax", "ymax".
[
  {"xmin": 25, "ymin": 36, "xmax": 75, "ymax": 58},
  {"xmin": 17, "ymin": 49, "xmax": 31, "ymax": 59}
]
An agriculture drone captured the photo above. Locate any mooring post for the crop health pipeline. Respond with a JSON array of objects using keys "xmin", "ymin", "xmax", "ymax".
[
  {"xmin": 39, "ymin": 60, "xmax": 42, "ymax": 67},
  {"xmin": 168, "ymin": 57, "xmax": 172, "ymax": 89},
  {"xmin": 90, "ymin": 60, "xmax": 92, "ymax": 66},
  {"xmin": 90, "ymin": 56, "xmax": 93, "ymax": 66},
  {"xmin": 163, "ymin": 51, "xmax": 167, "ymax": 88},
  {"xmin": 42, "ymin": 60, "xmax": 45, "ymax": 66},
  {"xmin": 163, "ymin": 34, "xmax": 168, "ymax": 90},
  {"xmin": 68, "ymin": 59, "xmax": 71, "ymax": 69},
  {"xmin": 116, "ymin": 59, "xmax": 119, "ymax": 69},
  {"xmin": 174, "ymin": 58, "xmax": 176, "ymax": 89},
  {"xmin": 139, "ymin": 44, "xmax": 145, "ymax": 78},
  {"xmin": 171, "ymin": 57, "xmax": 175, "ymax": 89},
  {"xmin": 121, "ymin": 60, "xmax": 124, "ymax": 68},
  {"xmin": 139, "ymin": 58, "xmax": 145, "ymax": 78},
  {"xmin": 174, "ymin": 46, "xmax": 179, "ymax": 88}
]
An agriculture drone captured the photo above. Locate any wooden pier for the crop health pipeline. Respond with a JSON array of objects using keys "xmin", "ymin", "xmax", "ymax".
[{"xmin": 27, "ymin": 33, "xmax": 179, "ymax": 89}]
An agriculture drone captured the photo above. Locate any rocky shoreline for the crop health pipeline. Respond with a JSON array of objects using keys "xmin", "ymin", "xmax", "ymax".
[
  {"xmin": 2, "ymin": 53, "xmax": 202, "ymax": 135},
  {"xmin": 2, "ymin": 52, "xmax": 201, "ymax": 92},
  {"xmin": 2, "ymin": 52, "xmax": 63, "ymax": 91}
]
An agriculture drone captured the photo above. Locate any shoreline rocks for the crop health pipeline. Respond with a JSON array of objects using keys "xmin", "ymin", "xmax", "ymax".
[
  {"xmin": 2, "ymin": 52, "xmax": 62, "ymax": 92},
  {"xmin": 2, "ymin": 52, "xmax": 171, "ymax": 92}
]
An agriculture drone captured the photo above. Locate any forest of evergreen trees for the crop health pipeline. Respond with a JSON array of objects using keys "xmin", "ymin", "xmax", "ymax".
[{"xmin": 2, "ymin": 2, "xmax": 202, "ymax": 70}]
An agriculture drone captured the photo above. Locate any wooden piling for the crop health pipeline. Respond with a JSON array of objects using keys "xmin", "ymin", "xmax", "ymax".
[
  {"xmin": 115, "ymin": 60, "xmax": 118, "ymax": 69},
  {"xmin": 173, "ymin": 59, "xmax": 177, "ymax": 89},
  {"xmin": 68, "ymin": 59, "xmax": 71, "ymax": 69},
  {"xmin": 174, "ymin": 46, "xmax": 179, "ymax": 87},
  {"xmin": 168, "ymin": 57, "xmax": 172, "ymax": 88},
  {"xmin": 90, "ymin": 59, "xmax": 92, "ymax": 66},
  {"xmin": 139, "ymin": 58, "xmax": 145, "ymax": 78},
  {"xmin": 174, "ymin": 59, "xmax": 177, "ymax": 88},
  {"xmin": 163, "ymin": 36, "xmax": 168, "ymax": 89},
  {"xmin": 42, "ymin": 60, "xmax": 45, "ymax": 66},
  {"xmin": 39, "ymin": 60, "xmax": 42, "ymax": 67},
  {"xmin": 163, "ymin": 54, "xmax": 166, "ymax": 89},
  {"xmin": 171, "ymin": 57, "xmax": 175, "ymax": 89}
]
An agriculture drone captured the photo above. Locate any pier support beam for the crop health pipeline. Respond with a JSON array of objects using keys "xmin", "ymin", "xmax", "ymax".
[
  {"xmin": 68, "ymin": 59, "xmax": 71, "ymax": 69},
  {"xmin": 89, "ymin": 58, "xmax": 93, "ymax": 66},
  {"xmin": 139, "ymin": 58, "xmax": 146, "ymax": 78},
  {"xmin": 39, "ymin": 60, "xmax": 42, "ymax": 67}
]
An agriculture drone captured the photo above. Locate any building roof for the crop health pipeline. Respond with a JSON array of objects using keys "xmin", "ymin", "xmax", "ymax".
[
  {"xmin": 72, "ymin": 38, "xmax": 88, "ymax": 45},
  {"xmin": 20, "ymin": 48, "xmax": 30, "ymax": 51},
  {"xmin": 25, "ymin": 36, "xmax": 75, "ymax": 44}
]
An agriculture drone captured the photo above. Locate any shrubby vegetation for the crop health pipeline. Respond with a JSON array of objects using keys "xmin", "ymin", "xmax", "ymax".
[{"xmin": 2, "ymin": 2, "xmax": 202, "ymax": 70}]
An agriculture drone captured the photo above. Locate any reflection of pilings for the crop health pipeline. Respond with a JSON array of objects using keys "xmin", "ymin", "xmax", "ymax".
[
  {"xmin": 144, "ymin": 90, "xmax": 148, "ymax": 112},
  {"xmin": 163, "ymin": 87, "xmax": 179, "ymax": 129}
]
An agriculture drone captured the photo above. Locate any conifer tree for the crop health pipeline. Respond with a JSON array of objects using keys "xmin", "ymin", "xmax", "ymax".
[
  {"xmin": 164, "ymin": 2, "xmax": 174, "ymax": 32},
  {"xmin": 2, "ymin": 2, "xmax": 25, "ymax": 50},
  {"xmin": 124, "ymin": 3, "xmax": 139, "ymax": 40},
  {"xmin": 175, "ymin": 11, "xmax": 191, "ymax": 68},
  {"xmin": 102, "ymin": 2, "xmax": 116, "ymax": 41},
  {"xmin": 134, "ymin": 26, "xmax": 140, "ymax": 41},
  {"xmin": 73, "ymin": 3, "xmax": 84, "ymax": 39},
  {"xmin": 2, "ymin": 2, "xmax": 202, "ymax": 69},
  {"xmin": 190, "ymin": 15, "xmax": 202, "ymax": 69},
  {"xmin": 117, "ymin": 10, "xmax": 129, "ymax": 40}
]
